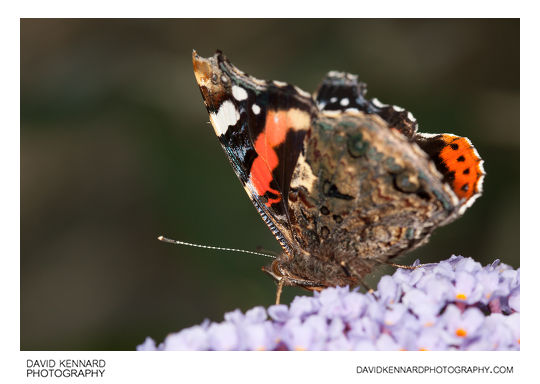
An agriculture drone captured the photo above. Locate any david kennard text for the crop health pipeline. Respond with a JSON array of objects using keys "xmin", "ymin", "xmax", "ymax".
[{"xmin": 26, "ymin": 359, "xmax": 106, "ymax": 378}]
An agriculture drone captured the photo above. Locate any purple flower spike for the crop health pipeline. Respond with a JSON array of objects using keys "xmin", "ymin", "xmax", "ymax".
[{"xmin": 138, "ymin": 256, "xmax": 519, "ymax": 351}]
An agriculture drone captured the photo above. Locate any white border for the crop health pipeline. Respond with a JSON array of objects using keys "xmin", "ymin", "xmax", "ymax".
[
  {"xmin": 8, "ymin": 0, "xmax": 522, "ymax": 18},
  {"xmin": 4, "ymin": 1, "xmax": 536, "ymax": 382},
  {"xmin": 19, "ymin": 351, "xmax": 522, "ymax": 383}
]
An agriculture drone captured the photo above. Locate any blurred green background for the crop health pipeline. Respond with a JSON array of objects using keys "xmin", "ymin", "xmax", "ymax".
[{"xmin": 21, "ymin": 19, "xmax": 519, "ymax": 350}]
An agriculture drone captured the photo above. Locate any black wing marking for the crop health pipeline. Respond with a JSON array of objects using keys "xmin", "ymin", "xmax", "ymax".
[{"xmin": 314, "ymin": 71, "xmax": 418, "ymax": 138}]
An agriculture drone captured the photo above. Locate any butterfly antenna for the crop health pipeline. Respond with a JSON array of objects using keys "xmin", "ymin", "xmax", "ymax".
[{"xmin": 157, "ymin": 236, "xmax": 276, "ymax": 259}]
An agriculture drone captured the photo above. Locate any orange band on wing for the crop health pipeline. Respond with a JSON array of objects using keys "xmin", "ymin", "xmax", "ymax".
[{"xmin": 251, "ymin": 110, "xmax": 291, "ymax": 206}]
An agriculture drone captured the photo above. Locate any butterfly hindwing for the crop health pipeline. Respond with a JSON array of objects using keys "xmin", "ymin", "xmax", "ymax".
[
  {"xmin": 414, "ymin": 133, "xmax": 485, "ymax": 212},
  {"xmin": 312, "ymin": 71, "xmax": 484, "ymax": 212},
  {"xmin": 193, "ymin": 51, "xmax": 318, "ymax": 254}
]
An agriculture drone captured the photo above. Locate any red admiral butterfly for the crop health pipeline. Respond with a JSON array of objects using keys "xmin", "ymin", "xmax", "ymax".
[{"xmin": 192, "ymin": 51, "xmax": 484, "ymax": 303}]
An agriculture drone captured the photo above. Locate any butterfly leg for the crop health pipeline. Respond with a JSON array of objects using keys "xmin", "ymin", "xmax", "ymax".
[
  {"xmin": 275, "ymin": 279, "xmax": 284, "ymax": 305},
  {"xmin": 263, "ymin": 262, "xmax": 327, "ymax": 304},
  {"xmin": 388, "ymin": 262, "xmax": 437, "ymax": 270}
]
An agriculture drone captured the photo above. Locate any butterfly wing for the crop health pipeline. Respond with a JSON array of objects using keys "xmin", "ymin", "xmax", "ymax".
[
  {"xmin": 193, "ymin": 51, "xmax": 318, "ymax": 255},
  {"xmin": 314, "ymin": 71, "xmax": 419, "ymax": 138},
  {"xmin": 314, "ymin": 71, "xmax": 484, "ymax": 213}
]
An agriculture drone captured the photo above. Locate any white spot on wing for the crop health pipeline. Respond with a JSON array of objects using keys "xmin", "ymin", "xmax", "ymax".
[
  {"xmin": 209, "ymin": 100, "xmax": 240, "ymax": 136},
  {"xmin": 330, "ymin": 97, "xmax": 337, "ymax": 103},
  {"xmin": 321, "ymin": 110, "xmax": 341, "ymax": 117},
  {"xmin": 372, "ymin": 98, "xmax": 387, "ymax": 108},
  {"xmin": 416, "ymin": 132, "xmax": 438, "ymax": 138},
  {"xmin": 407, "ymin": 111, "xmax": 416, "ymax": 121},
  {"xmin": 273, "ymin": 80, "xmax": 287, "ymax": 87},
  {"xmin": 232, "ymin": 85, "xmax": 248, "ymax": 101},
  {"xmin": 252, "ymin": 104, "xmax": 261, "ymax": 115},
  {"xmin": 340, "ymin": 98, "xmax": 350, "ymax": 106},
  {"xmin": 393, "ymin": 105, "xmax": 405, "ymax": 112}
]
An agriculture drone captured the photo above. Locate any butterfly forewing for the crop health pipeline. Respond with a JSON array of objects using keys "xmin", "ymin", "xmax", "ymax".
[{"xmin": 193, "ymin": 51, "xmax": 317, "ymax": 255}]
